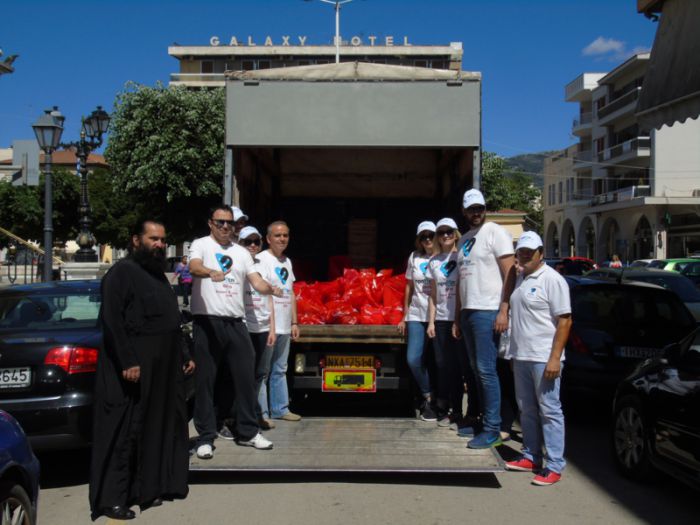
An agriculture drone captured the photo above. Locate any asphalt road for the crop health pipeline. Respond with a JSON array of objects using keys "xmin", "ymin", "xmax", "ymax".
[{"xmin": 37, "ymin": 396, "xmax": 697, "ymax": 525}]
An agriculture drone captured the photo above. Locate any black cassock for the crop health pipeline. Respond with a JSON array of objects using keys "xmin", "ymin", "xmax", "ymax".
[{"xmin": 89, "ymin": 258, "xmax": 190, "ymax": 520}]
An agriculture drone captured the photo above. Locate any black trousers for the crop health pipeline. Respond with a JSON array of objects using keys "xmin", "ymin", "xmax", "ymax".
[{"xmin": 193, "ymin": 316, "xmax": 259, "ymax": 444}]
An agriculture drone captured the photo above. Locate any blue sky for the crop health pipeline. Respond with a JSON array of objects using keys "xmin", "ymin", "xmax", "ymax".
[{"xmin": 1, "ymin": 0, "xmax": 656, "ymax": 158}]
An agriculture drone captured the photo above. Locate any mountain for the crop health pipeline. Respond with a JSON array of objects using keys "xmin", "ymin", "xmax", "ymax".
[{"xmin": 505, "ymin": 150, "xmax": 558, "ymax": 189}]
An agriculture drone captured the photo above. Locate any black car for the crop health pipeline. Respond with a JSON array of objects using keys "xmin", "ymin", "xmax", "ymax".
[
  {"xmin": 612, "ymin": 328, "xmax": 700, "ymax": 489},
  {"xmin": 562, "ymin": 276, "xmax": 697, "ymax": 398},
  {"xmin": 0, "ymin": 280, "xmax": 193, "ymax": 449}
]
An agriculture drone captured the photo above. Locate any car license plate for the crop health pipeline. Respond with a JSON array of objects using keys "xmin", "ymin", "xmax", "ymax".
[
  {"xmin": 0, "ymin": 367, "xmax": 31, "ymax": 389},
  {"xmin": 614, "ymin": 346, "xmax": 661, "ymax": 359},
  {"xmin": 325, "ymin": 355, "xmax": 374, "ymax": 368},
  {"xmin": 322, "ymin": 368, "xmax": 376, "ymax": 393}
]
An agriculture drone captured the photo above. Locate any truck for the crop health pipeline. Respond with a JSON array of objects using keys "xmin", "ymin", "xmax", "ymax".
[{"xmin": 224, "ymin": 61, "xmax": 481, "ymax": 397}]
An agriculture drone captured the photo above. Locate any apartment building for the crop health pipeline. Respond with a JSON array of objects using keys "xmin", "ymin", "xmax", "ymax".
[
  {"xmin": 543, "ymin": 53, "xmax": 700, "ymax": 262},
  {"xmin": 168, "ymin": 38, "xmax": 463, "ymax": 87}
]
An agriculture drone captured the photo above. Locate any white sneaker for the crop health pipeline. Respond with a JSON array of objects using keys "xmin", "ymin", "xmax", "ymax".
[
  {"xmin": 196, "ymin": 444, "xmax": 213, "ymax": 459},
  {"xmin": 236, "ymin": 432, "xmax": 273, "ymax": 450}
]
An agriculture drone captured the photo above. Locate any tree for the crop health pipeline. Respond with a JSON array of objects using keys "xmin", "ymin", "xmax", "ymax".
[
  {"xmin": 105, "ymin": 82, "xmax": 226, "ymax": 243},
  {"xmin": 480, "ymin": 152, "xmax": 542, "ymax": 233}
]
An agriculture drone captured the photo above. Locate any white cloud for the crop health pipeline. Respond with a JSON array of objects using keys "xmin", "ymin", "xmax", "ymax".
[{"xmin": 582, "ymin": 37, "xmax": 650, "ymax": 62}]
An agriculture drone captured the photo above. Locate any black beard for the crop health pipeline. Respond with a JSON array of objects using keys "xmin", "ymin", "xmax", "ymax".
[{"xmin": 131, "ymin": 245, "xmax": 167, "ymax": 276}]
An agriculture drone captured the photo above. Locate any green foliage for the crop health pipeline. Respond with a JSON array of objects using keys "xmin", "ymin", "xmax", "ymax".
[
  {"xmin": 105, "ymin": 82, "xmax": 226, "ymax": 243},
  {"xmin": 481, "ymin": 152, "xmax": 542, "ymax": 233}
]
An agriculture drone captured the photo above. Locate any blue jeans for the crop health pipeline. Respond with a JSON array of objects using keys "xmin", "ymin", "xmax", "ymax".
[
  {"xmin": 406, "ymin": 321, "xmax": 431, "ymax": 396},
  {"xmin": 513, "ymin": 360, "xmax": 566, "ymax": 473},
  {"xmin": 250, "ymin": 332, "xmax": 273, "ymax": 419},
  {"xmin": 259, "ymin": 334, "xmax": 291, "ymax": 419},
  {"xmin": 433, "ymin": 321, "xmax": 464, "ymax": 414},
  {"xmin": 459, "ymin": 309, "xmax": 501, "ymax": 433}
]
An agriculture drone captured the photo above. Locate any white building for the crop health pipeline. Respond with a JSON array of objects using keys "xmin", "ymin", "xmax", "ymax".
[{"xmin": 544, "ymin": 53, "xmax": 700, "ymax": 263}]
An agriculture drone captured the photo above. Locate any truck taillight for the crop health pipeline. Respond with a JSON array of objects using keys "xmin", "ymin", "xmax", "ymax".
[
  {"xmin": 44, "ymin": 346, "xmax": 99, "ymax": 374},
  {"xmin": 294, "ymin": 353, "xmax": 306, "ymax": 374},
  {"xmin": 374, "ymin": 358, "xmax": 382, "ymax": 369},
  {"xmin": 569, "ymin": 333, "xmax": 589, "ymax": 355}
]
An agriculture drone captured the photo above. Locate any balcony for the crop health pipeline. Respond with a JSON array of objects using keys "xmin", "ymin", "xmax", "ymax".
[
  {"xmin": 573, "ymin": 149, "xmax": 593, "ymax": 171},
  {"xmin": 169, "ymin": 73, "xmax": 225, "ymax": 86},
  {"xmin": 590, "ymin": 185, "xmax": 651, "ymax": 206},
  {"xmin": 565, "ymin": 73, "xmax": 605, "ymax": 102},
  {"xmin": 596, "ymin": 87, "xmax": 641, "ymax": 123},
  {"xmin": 597, "ymin": 137, "xmax": 651, "ymax": 165},
  {"xmin": 572, "ymin": 112, "xmax": 593, "ymax": 136}
]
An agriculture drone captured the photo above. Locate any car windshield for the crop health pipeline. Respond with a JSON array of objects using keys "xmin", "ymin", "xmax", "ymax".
[
  {"xmin": 0, "ymin": 290, "xmax": 101, "ymax": 332},
  {"xmin": 627, "ymin": 275, "xmax": 700, "ymax": 302},
  {"xmin": 647, "ymin": 260, "xmax": 666, "ymax": 269}
]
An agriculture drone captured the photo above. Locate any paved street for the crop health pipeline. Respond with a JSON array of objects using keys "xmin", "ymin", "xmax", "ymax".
[{"xmin": 37, "ymin": 397, "xmax": 696, "ymax": 525}]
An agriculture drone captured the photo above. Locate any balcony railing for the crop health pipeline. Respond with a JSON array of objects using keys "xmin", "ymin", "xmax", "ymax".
[
  {"xmin": 597, "ymin": 137, "xmax": 651, "ymax": 163},
  {"xmin": 597, "ymin": 87, "xmax": 641, "ymax": 119},
  {"xmin": 590, "ymin": 185, "xmax": 651, "ymax": 206},
  {"xmin": 574, "ymin": 150, "xmax": 592, "ymax": 162},
  {"xmin": 169, "ymin": 73, "xmax": 226, "ymax": 83},
  {"xmin": 572, "ymin": 112, "xmax": 592, "ymax": 128}
]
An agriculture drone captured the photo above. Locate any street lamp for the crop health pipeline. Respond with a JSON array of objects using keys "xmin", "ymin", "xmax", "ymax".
[
  {"xmin": 32, "ymin": 107, "xmax": 64, "ymax": 282},
  {"xmin": 305, "ymin": 0, "xmax": 355, "ymax": 64},
  {"xmin": 60, "ymin": 106, "xmax": 110, "ymax": 262}
]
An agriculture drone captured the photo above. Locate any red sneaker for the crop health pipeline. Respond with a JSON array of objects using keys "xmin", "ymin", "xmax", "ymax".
[
  {"xmin": 531, "ymin": 469, "xmax": 562, "ymax": 486},
  {"xmin": 505, "ymin": 457, "xmax": 541, "ymax": 472}
]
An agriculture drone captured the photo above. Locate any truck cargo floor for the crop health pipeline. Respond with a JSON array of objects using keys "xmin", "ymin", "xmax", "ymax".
[{"xmin": 189, "ymin": 417, "xmax": 504, "ymax": 473}]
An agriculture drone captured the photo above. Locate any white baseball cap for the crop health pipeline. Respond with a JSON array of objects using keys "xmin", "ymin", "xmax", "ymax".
[
  {"xmin": 239, "ymin": 226, "xmax": 261, "ymax": 240},
  {"xmin": 516, "ymin": 231, "xmax": 544, "ymax": 251},
  {"xmin": 231, "ymin": 206, "xmax": 249, "ymax": 222},
  {"xmin": 436, "ymin": 217, "xmax": 458, "ymax": 231},
  {"xmin": 462, "ymin": 188, "xmax": 486, "ymax": 209},
  {"xmin": 416, "ymin": 221, "xmax": 437, "ymax": 235}
]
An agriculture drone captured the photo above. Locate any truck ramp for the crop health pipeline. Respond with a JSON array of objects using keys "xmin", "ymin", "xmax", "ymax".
[{"xmin": 190, "ymin": 418, "xmax": 504, "ymax": 473}]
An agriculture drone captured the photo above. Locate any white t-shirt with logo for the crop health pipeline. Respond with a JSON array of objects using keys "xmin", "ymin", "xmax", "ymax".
[
  {"xmin": 457, "ymin": 222, "xmax": 514, "ymax": 310},
  {"xmin": 405, "ymin": 251, "xmax": 432, "ymax": 322},
  {"xmin": 507, "ymin": 264, "xmax": 571, "ymax": 363},
  {"xmin": 428, "ymin": 251, "xmax": 459, "ymax": 321},
  {"xmin": 189, "ymin": 235, "xmax": 255, "ymax": 318},
  {"xmin": 244, "ymin": 257, "xmax": 271, "ymax": 334},
  {"xmin": 257, "ymin": 250, "xmax": 296, "ymax": 335}
]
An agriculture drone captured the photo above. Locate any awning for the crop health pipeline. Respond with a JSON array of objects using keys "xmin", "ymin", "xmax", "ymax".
[{"xmin": 636, "ymin": 0, "xmax": 700, "ymax": 129}]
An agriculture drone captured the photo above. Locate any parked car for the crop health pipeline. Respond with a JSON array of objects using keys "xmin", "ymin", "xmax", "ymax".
[
  {"xmin": 584, "ymin": 267, "xmax": 700, "ymax": 320},
  {"xmin": 611, "ymin": 327, "xmax": 700, "ymax": 490},
  {"xmin": 0, "ymin": 280, "xmax": 194, "ymax": 450},
  {"xmin": 0, "ymin": 410, "xmax": 40, "ymax": 524},
  {"xmin": 563, "ymin": 276, "xmax": 697, "ymax": 398},
  {"xmin": 544, "ymin": 257, "xmax": 596, "ymax": 276},
  {"xmin": 646, "ymin": 258, "xmax": 697, "ymax": 272},
  {"xmin": 629, "ymin": 259, "xmax": 661, "ymax": 268},
  {"xmin": 680, "ymin": 260, "xmax": 700, "ymax": 288}
]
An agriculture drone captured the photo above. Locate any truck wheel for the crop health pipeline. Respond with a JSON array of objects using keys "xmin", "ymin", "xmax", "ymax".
[
  {"xmin": 0, "ymin": 481, "xmax": 34, "ymax": 525},
  {"xmin": 611, "ymin": 395, "xmax": 653, "ymax": 481}
]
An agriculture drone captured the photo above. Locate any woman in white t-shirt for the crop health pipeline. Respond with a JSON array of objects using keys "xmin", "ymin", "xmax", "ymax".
[
  {"xmin": 426, "ymin": 218, "xmax": 463, "ymax": 426},
  {"xmin": 239, "ymin": 226, "xmax": 277, "ymax": 430},
  {"xmin": 398, "ymin": 221, "xmax": 438, "ymax": 422}
]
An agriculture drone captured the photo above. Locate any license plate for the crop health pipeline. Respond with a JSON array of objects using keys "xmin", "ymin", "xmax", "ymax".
[
  {"xmin": 325, "ymin": 355, "xmax": 374, "ymax": 368},
  {"xmin": 322, "ymin": 368, "xmax": 376, "ymax": 393},
  {"xmin": 614, "ymin": 346, "xmax": 661, "ymax": 359},
  {"xmin": 0, "ymin": 367, "xmax": 31, "ymax": 389}
]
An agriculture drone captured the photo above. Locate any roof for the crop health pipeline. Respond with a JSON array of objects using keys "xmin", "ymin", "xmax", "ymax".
[
  {"xmin": 227, "ymin": 61, "xmax": 480, "ymax": 82},
  {"xmin": 0, "ymin": 149, "xmax": 108, "ymax": 168},
  {"xmin": 597, "ymin": 53, "xmax": 650, "ymax": 85}
]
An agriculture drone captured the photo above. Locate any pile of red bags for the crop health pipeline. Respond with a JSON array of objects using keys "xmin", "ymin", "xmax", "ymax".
[{"xmin": 295, "ymin": 268, "xmax": 406, "ymax": 325}]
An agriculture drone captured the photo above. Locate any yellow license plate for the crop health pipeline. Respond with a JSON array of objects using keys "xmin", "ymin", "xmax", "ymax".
[
  {"xmin": 322, "ymin": 368, "xmax": 376, "ymax": 393},
  {"xmin": 326, "ymin": 355, "xmax": 374, "ymax": 368}
]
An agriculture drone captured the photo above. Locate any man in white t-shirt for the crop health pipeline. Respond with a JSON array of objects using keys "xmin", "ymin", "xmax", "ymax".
[
  {"xmin": 504, "ymin": 231, "xmax": 571, "ymax": 486},
  {"xmin": 453, "ymin": 188, "xmax": 516, "ymax": 449},
  {"xmin": 189, "ymin": 206, "xmax": 282, "ymax": 459},
  {"xmin": 256, "ymin": 221, "xmax": 302, "ymax": 422}
]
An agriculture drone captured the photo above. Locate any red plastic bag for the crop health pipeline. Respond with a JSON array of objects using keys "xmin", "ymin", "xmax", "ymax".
[
  {"xmin": 337, "ymin": 314, "xmax": 359, "ymax": 325},
  {"xmin": 324, "ymin": 300, "xmax": 358, "ymax": 324},
  {"xmin": 383, "ymin": 274, "xmax": 406, "ymax": 308},
  {"xmin": 359, "ymin": 304, "xmax": 385, "ymax": 325},
  {"xmin": 382, "ymin": 305, "xmax": 404, "ymax": 325},
  {"xmin": 298, "ymin": 312, "xmax": 325, "ymax": 325}
]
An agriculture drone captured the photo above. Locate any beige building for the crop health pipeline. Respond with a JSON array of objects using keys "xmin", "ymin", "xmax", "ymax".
[{"xmin": 543, "ymin": 53, "xmax": 700, "ymax": 263}]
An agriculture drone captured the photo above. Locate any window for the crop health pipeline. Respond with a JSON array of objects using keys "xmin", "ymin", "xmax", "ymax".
[
  {"xmin": 0, "ymin": 291, "xmax": 101, "ymax": 331},
  {"xmin": 558, "ymin": 182, "xmax": 563, "ymax": 204},
  {"xmin": 242, "ymin": 60, "xmax": 255, "ymax": 71},
  {"xmin": 414, "ymin": 60, "xmax": 428, "ymax": 68},
  {"xmin": 596, "ymin": 137, "xmax": 606, "ymax": 153},
  {"xmin": 201, "ymin": 61, "xmax": 214, "ymax": 74},
  {"xmin": 596, "ymin": 97, "xmax": 606, "ymax": 111},
  {"xmin": 258, "ymin": 60, "xmax": 271, "ymax": 70}
]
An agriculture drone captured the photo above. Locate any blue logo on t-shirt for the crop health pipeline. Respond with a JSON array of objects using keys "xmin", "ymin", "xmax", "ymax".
[
  {"xmin": 440, "ymin": 260, "xmax": 457, "ymax": 277},
  {"xmin": 419, "ymin": 262, "xmax": 429, "ymax": 276},
  {"xmin": 461, "ymin": 238, "xmax": 476, "ymax": 257},
  {"xmin": 275, "ymin": 267, "xmax": 289, "ymax": 284},
  {"xmin": 215, "ymin": 253, "xmax": 233, "ymax": 272}
]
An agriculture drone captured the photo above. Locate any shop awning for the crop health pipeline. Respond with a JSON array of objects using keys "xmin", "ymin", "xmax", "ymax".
[{"xmin": 636, "ymin": 0, "xmax": 700, "ymax": 129}]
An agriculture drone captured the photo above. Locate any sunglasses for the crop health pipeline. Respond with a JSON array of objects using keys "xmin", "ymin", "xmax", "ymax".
[
  {"xmin": 419, "ymin": 233, "xmax": 435, "ymax": 242},
  {"xmin": 211, "ymin": 219, "xmax": 234, "ymax": 228},
  {"xmin": 466, "ymin": 206, "xmax": 486, "ymax": 214},
  {"xmin": 243, "ymin": 238, "xmax": 261, "ymax": 246},
  {"xmin": 437, "ymin": 229, "xmax": 455, "ymax": 237}
]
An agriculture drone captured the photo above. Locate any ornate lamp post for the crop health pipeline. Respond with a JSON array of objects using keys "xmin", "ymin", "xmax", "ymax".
[
  {"xmin": 60, "ymin": 106, "xmax": 110, "ymax": 262},
  {"xmin": 32, "ymin": 107, "xmax": 64, "ymax": 282}
]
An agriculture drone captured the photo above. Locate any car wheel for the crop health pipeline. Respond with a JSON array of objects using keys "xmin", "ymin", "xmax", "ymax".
[
  {"xmin": 612, "ymin": 395, "xmax": 653, "ymax": 480},
  {"xmin": 0, "ymin": 481, "xmax": 33, "ymax": 525}
]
